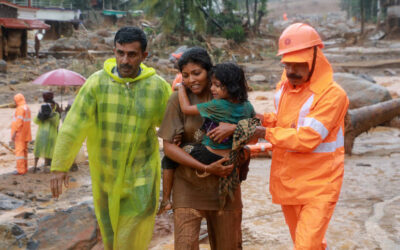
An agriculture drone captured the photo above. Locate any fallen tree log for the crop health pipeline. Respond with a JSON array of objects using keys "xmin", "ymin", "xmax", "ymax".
[
  {"xmin": 0, "ymin": 102, "xmax": 16, "ymax": 108},
  {"xmin": 345, "ymin": 98, "xmax": 400, "ymax": 155}
]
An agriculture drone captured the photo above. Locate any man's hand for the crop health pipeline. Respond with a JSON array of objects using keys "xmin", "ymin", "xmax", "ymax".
[
  {"xmin": 207, "ymin": 122, "xmax": 236, "ymax": 143},
  {"xmin": 206, "ymin": 158, "xmax": 234, "ymax": 177},
  {"xmin": 250, "ymin": 126, "xmax": 267, "ymax": 143},
  {"xmin": 50, "ymin": 171, "xmax": 69, "ymax": 198},
  {"xmin": 11, "ymin": 132, "xmax": 16, "ymax": 142}
]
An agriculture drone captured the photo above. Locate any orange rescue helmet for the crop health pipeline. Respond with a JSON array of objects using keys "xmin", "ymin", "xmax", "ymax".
[{"xmin": 277, "ymin": 23, "xmax": 324, "ymax": 56}]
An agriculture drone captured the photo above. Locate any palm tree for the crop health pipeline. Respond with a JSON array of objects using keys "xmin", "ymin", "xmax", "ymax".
[{"xmin": 141, "ymin": 0, "xmax": 207, "ymax": 37}]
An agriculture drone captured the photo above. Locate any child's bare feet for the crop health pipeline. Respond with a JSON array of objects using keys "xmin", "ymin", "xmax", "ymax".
[{"xmin": 157, "ymin": 199, "xmax": 172, "ymax": 215}]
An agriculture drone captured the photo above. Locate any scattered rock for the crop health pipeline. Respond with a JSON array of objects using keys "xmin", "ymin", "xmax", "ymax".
[
  {"xmin": 369, "ymin": 30, "xmax": 386, "ymax": 41},
  {"xmin": 35, "ymin": 195, "xmax": 50, "ymax": 203},
  {"xmin": 49, "ymin": 37, "xmax": 93, "ymax": 52},
  {"xmin": 13, "ymin": 211, "xmax": 35, "ymax": 219},
  {"xmin": 0, "ymin": 193, "xmax": 24, "ymax": 210},
  {"xmin": 384, "ymin": 68, "xmax": 396, "ymax": 76},
  {"xmin": 27, "ymin": 194, "xmax": 37, "ymax": 201},
  {"xmin": 0, "ymin": 223, "xmax": 27, "ymax": 249},
  {"xmin": 334, "ymin": 73, "xmax": 392, "ymax": 109},
  {"xmin": 11, "ymin": 224, "xmax": 24, "ymax": 236},
  {"xmin": 30, "ymin": 204, "xmax": 100, "ymax": 249},
  {"xmin": 14, "ymin": 191, "xmax": 24, "ymax": 199},
  {"xmin": 250, "ymin": 74, "xmax": 267, "ymax": 82},
  {"xmin": 9, "ymin": 80, "xmax": 19, "ymax": 85},
  {"xmin": 96, "ymin": 29, "xmax": 112, "ymax": 37},
  {"xmin": 255, "ymin": 96, "xmax": 268, "ymax": 100},
  {"xmin": 0, "ymin": 60, "xmax": 7, "ymax": 73},
  {"xmin": 5, "ymin": 191, "xmax": 15, "ymax": 197},
  {"xmin": 358, "ymin": 73, "xmax": 376, "ymax": 83},
  {"xmin": 356, "ymin": 163, "xmax": 372, "ymax": 167}
]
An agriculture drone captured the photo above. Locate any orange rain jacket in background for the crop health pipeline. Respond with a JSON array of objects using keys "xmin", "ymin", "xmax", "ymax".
[
  {"xmin": 11, "ymin": 93, "xmax": 31, "ymax": 174},
  {"xmin": 11, "ymin": 94, "xmax": 32, "ymax": 142},
  {"xmin": 171, "ymin": 73, "xmax": 182, "ymax": 91},
  {"xmin": 263, "ymin": 47, "xmax": 349, "ymax": 205}
]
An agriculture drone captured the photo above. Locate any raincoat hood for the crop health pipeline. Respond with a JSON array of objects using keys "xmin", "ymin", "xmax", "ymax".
[
  {"xmin": 14, "ymin": 93, "xmax": 26, "ymax": 106},
  {"xmin": 103, "ymin": 58, "xmax": 156, "ymax": 83},
  {"xmin": 281, "ymin": 47, "xmax": 333, "ymax": 94}
]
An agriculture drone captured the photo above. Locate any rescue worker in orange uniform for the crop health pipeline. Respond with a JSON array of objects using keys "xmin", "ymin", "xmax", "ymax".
[
  {"xmin": 11, "ymin": 93, "xmax": 32, "ymax": 175},
  {"xmin": 171, "ymin": 52, "xmax": 183, "ymax": 91},
  {"xmin": 252, "ymin": 23, "xmax": 349, "ymax": 249}
]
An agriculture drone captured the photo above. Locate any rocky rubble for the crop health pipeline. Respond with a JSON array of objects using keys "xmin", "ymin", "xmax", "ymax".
[
  {"xmin": 271, "ymin": 12, "xmax": 360, "ymax": 46},
  {"xmin": 334, "ymin": 73, "xmax": 392, "ymax": 109}
]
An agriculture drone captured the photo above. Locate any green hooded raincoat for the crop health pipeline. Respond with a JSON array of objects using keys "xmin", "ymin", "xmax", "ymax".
[
  {"xmin": 34, "ymin": 110, "xmax": 59, "ymax": 158},
  {"xmin": 51, "ymin": 58, "xmax": 171, "ymax": 250}
]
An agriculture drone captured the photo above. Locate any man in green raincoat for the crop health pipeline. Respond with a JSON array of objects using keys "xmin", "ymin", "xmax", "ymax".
[{"xmin": 50, "ymin": 27, "xmax": 172, "ymax": 249}]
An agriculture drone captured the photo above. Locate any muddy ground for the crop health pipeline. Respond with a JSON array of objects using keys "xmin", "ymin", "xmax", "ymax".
[
  {"xmin": 0, "ymin": 88, "xmax": 400, "ymax": 249},
  {"xmin": 1, "ymin": 0, "xmax": 400, "ymax": 249}
]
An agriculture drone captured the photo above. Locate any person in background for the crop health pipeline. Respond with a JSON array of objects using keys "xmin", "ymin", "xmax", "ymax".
[
  {"xmin": 11, "ymin": 93, "xmax": 32, "ymax": 175},
  {"xmin": 42, "ymin": 91, "xmax": 62, "ymax": 115},
  {"xmin": 34, "ymin": 31, "xmax": 43, "ymax": 58},
  {"xmin": 33, "ymin": 92, "xmax": 60, "ymax": 173},
  {"xmin": 171, "ymin": 52, "xmax": 183, "ymax": 91}
]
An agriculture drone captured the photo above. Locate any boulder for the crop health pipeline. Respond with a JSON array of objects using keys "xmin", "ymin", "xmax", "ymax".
[
  {"xmin": 334, "ymin": 73, "xmax": 392, "ymax": 109},
  {"xmin": 250, "ymin": 74, "xmax": 267, "ymax": 82},
  {"xmin": 0, "ymin": 193, "xmax": 24, "ymax": 210},
  {"xmin": 30, "ymin": 204, "xmax": 99, "ymax": 249},
  {"xmin": 96, "ymin": 29, "xmax": 112, "ymax": 37},
  {"xmin": 48, "ymin": 37, "xmax": 93, "ymax": 52},
  {"xmin": 88, "ymin": 34, "xmax": 105, "ymax": 45}
]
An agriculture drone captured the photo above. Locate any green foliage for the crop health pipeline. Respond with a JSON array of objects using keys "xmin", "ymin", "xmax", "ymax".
[
  {"xmin": 211, "ymin": 47, "xmax": 223, "ymax": 63},
  {"xmin": 223, "ymin": 24, "xmax": 246, "ymax": 43},
  {"xmin": 141, "ymin": 0, "xmax": 206, "ymax": 35},
  {"xmin": 340, "ymin": 0, "xmax": 380, "ymax": 22},
  {"xmin": 71, "ymin": 0, "xmax": 91, "ymax": 10},
  {"xmin": 141, "ymin": 0, "xmax": 268, "ymax": 41}
]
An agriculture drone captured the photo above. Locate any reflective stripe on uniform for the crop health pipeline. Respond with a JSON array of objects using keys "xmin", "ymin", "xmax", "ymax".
[
  {"xmin": 16, "ymin": 156, "xmax": 27, "ymax": 160},
  {"xmin": 312, "ymin": 127, "xmax": 344, "ymax": 153},
  {"xmin": 297, "ymin": 94, "xmax": 314, "ymax": 128},
  {"xmin": 274, "ymin": 85, "xmax": 284, "ymax": 114},
  {"xmin": 296, "ymin": 94, "xmax": 343, "ymax": 153},
  {"xmin": 303, "ymin": 117, "xmax": 329, "ymax": 140}
]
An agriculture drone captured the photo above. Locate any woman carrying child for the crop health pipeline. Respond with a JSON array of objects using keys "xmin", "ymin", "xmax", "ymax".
[{"xmin": 158, "ymin": 47, "xmax": 255, "ymax": 249}]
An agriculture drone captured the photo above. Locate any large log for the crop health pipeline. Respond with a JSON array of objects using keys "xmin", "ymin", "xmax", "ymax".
[
  {"xmin": 345, "ymin": 98, "xmax": 400, "ymax": 155},
  {"xmin": 0, "ymin": 102, "xmax": 16, "ymax": 108}
]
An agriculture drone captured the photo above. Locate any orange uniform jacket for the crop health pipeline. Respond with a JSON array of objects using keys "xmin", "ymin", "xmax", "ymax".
[
  {"xmin": 263, "ymin": 47, "xmax": 349, "ymax": 205},
  {"xmin": 171, "ymin": 73, "xmax": 182, "ymax": 91},
  {"xmin": 11, "ymin": 94, "xmax": 32, "ymax": 142}
]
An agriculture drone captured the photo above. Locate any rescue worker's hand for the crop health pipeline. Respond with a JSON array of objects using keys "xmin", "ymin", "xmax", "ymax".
[
  {"xmin": 11, "ymin": 132, "xmax": 16, "ymax": 142},
  {"xmin": 207, "ymin": 122, "xmax": 236, "ymax": 143},
  {"xmin": 251, "ymin": 126, "xmax": 267, "ymax": 142},
  {"xmin": 173, "ymin": 82, "xmax": 182, "ymax": 91},
  {"xmin": 206, "ymin": 158, "xmax": 234, "ymax": 177},
  {"xmin": 50, "ymin": 171, "xmax": 69, "ymax": 199}
]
